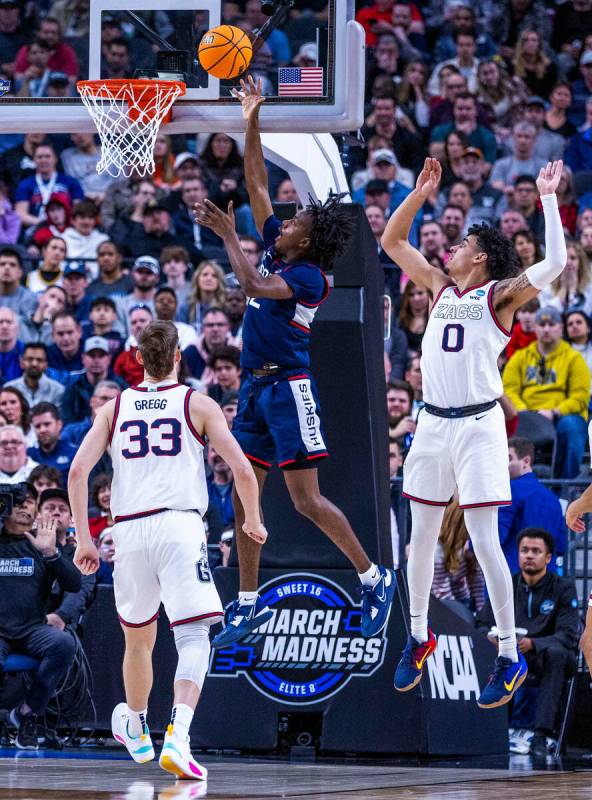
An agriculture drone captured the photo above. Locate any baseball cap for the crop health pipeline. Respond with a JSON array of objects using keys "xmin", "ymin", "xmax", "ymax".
[
  {"xmin": 143, "ymin": 201, "xmax": 169, "ymax": 215},
  {"xmin": 45, "ymin": 191, "xmax": 71, "ymax": 210},
  {"xmin": 373, "ymin": 148, "xmax": 397, "ymax": 166},
  {"xmin": 295, "ymin": 42, "xmax": 318, "ymax": 63},
  {"xmin": 461, "ymin": 146, "xmax": 484, "ymax": 159},
  {"xmin": 220, "ymin": 390, "xmax": 239, "ymax": 407},
  {"xmin": 580, "ymin": 50, "xmax": 592, "ymax": 67},
  {"xmin": 174, "ymin": 151, "xmax": 199, "ymax": 170},
  {"xmin": 535, "ymin": 307, "xmax": 562, "ymax": 326},
  {"xmin": 63, "ymin": 261, "xmax": 86, "ymax": 277},
  {"xmin": 48, "ymin": 71, "xmax": 69, "ymax": 86},
  {"xmin": 99, "ymin": 526, "xmax": 114, "ymax": 543},
  {"xmin": 133, "ymin": 255, "xmax": 160, "ymax": 275},
  {"xmin": 220, "ymin": 529, "xmax": 234, "ymax": 544},
  {"xmin": 90, "ymin": 295, "xmax": 116, "ymax": 311},
  {"xmin": 525, "ymin": 95, "xmax": 545, "ymax": 108},
  {"xmin": 39, "ymin": 488, "xmax": 70, "ymax": 509},
  {"xmin": 84, "ymin": 336, "xmax": 110, "ymax": 354},
  {"xmin": 365, "ymin": 179, "xmax": 390, "ymax": 195}
]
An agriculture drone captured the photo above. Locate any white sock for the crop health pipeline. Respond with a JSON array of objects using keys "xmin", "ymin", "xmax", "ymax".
[
  {"xmin": 170, "ymin": 703, "xmax": 194, "ymax": 739},
  {"xmin": 464, "ymin": 507, "xmax": 518, "ymax": 663},
  {"xmin": 358, "ymin": 563, "xmax": 380, "ymax": 587},
  {"xmin": 238, "ymin": 591, "xmax": 258, "ymax": 606},
  {"xmin": 407, "ymin": 501, "xmax": 446, "ymax": 644},
  {"xmin": 127, "ymin": 707, "xmax": 147, "ymax": 738}
]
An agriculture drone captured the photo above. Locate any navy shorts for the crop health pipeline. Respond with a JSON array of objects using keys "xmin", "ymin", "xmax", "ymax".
[{"xmin": 232, "ymin": 368, "xmax": 329, "ymax": 470}]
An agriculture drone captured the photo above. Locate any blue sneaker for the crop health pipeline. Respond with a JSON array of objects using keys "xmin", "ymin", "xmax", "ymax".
[
  {"xmin": 394, "ymin": 629, "xmax": 437, "ymax": 691},
  {"xmin": 360, "ymin": 566, "xmax": 397, "ymax": 636},
  {"xmin": 477, "ymin": 653, "xmax": 528, "ymax": 709},
  {"xmin": 211, "ymin": 596, "xmax": 273, "ymax": 648}
]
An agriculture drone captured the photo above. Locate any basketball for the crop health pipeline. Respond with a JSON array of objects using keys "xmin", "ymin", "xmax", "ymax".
[{"xmin": 198, "ymin": 25, "xmax": 253, "ymax": 80}]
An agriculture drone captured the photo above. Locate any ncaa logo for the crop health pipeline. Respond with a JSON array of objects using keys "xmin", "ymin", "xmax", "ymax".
[
  {"xmin": 209, "ymin": 573, "xmax": 388, "ymax": 705},
  {"xmin": 475, "ymin": 290, "xmax": 486, "ymax": 297},
  {"xmin": 0, "ymin": 79, "xmax": 10, "ymax": 97},
  {"xmin": 540, "ymin": 599, "xmax": 555, "ymax": 615}
]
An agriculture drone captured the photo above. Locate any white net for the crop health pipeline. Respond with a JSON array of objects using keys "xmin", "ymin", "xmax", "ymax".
[{"xmin": 77, "ymin": 80, "xmax": 185, "ymax": 178}]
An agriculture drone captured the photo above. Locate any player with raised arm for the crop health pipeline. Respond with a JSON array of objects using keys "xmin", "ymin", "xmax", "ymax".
[
  {"xmin": 381, "ymin": 158, "xmax": 566, "ymax": 708},
  {"xmin": 69, "ymin": 320, "xmax": 266, "ymax": 781},
  {"xmin": 193, "ymin": 75, "xmax": 396, "ymax": 648}
]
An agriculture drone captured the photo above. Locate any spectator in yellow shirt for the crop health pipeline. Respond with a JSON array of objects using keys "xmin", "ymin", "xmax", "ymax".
[{"xmin": 503, "ymin": 307, "xmax": 591, "ymax": 479}]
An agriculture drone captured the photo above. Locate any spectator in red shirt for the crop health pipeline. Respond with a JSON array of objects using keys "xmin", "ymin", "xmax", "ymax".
[
  {"xmin": 14, "ymin": 17, "xmax": 78, "ymax": 83},
  {"xmin": 506, "ymin": 298, "xmax": 540, "ymax": 361},
  {"xmin": 113, "ymin": 304, "xmax": 153, "ymax": 386},
  {"xmin": 357, "ymin": 0, "xmax": 423, "ymax": 48}
]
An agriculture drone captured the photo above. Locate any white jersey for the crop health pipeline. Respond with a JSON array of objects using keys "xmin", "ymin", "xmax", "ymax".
[
  {"xmin": 109, "ymin": 381, "xmax": 208, "ymax": 521},
  {"xmin": 421, "ymin": 280, "xmax": 510, "ymax": 408}
]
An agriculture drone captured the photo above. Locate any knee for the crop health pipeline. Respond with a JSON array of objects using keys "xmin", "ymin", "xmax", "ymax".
[
  {"xmin": 556, "ymin": 415, "xmax": 584, "ymax": 436},
  {"xmin": 49, "ymin": 631, "xmax": 75, "ymax": 662},
  {"xmin": 541, "ymin": 645, "xmax": 569, "ymax": 667},
  {"xmin": 292, "ymin": 491, "xmax": 324, "ymax": 520}
]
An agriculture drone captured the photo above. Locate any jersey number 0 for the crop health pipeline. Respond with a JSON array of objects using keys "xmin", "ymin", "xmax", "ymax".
[
  {"xmin": 120, "ymin": 418, "xmax": 182, "ymax": 459},
  {"xmin": 442, "ymin": 323, "xmax": 465, "ymax": 353}
]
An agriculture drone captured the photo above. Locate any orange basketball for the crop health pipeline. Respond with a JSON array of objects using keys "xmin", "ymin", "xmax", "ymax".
[{"xmin": 198, "ymin": 25, "xmax": 253, "ymax": 80}]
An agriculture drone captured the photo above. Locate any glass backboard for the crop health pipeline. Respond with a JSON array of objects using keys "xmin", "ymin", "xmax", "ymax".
[{"xmin": 0, "ymin": 0, "xmax": 364, "ymax": 133}]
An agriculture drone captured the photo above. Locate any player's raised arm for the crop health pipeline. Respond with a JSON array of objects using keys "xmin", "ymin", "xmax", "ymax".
[
  {"xmin": 231, "ymin": 75, "xmax": 274, "ymax": 235},
  {"xmin": 493, "ymin": 161, "xmax": 567, "ymax": 314},
  {"xmin": 68, "ymin": 401, "xmax": 115, "ymax": 574},
  {"xmin": 381, "ymin": 158, "xmax": 450, "ymax": 297},
  {"xmin": 197, "ymin": 394, "xmax": 268, "ymax": 544}
]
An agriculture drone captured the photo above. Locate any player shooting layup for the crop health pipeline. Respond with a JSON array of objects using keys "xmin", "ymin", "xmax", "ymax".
[
  {"xmin": 193, "ymin": 76, "xmax": 396, "ymax": 647},
  {"xmin": 69, "ymin": 321, "xmax": 266, "ymax": 780},
  {"xmin": 382, "ymin": 158, "xmax": 566, "ymax": 708}
]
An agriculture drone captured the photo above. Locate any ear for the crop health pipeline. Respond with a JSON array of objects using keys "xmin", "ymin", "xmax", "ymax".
[
  {"xmin": 135, "ymin": 349, "xmax": 144, "ymax": 366},
  {"xmin": 174, "ymin": 348, "xmax": 181, "ymax": 363}
]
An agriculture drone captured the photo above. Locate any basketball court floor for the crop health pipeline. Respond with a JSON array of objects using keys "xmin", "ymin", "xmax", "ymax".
[{"xmin": 0, "ymin": 749, "xmax": 591, "ymax": 800}]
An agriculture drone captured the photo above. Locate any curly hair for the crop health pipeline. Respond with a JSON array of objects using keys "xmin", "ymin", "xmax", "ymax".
[
  {"xmin": 304, "ymin": 193, "xmax": 353, "ymax": 272},
  {"xmin": 467, "ymin": 223, "xmax": 520, "ymax": 280}
]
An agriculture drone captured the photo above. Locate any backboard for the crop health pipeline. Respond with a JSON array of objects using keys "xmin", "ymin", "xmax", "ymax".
[{"xmin": 0, "ymin": 0, "xmax": 364, "ymax": 134}]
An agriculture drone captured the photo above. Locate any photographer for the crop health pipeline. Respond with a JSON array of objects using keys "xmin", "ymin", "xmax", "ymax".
[{"xmin": 0, "ymin": 483, "xmax": 81, "ymax": 749}]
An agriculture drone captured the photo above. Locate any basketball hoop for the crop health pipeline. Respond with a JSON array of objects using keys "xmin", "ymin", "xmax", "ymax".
[{"xmin": 77, "ymin": 79, "xmax": 186, "ymax": 178}]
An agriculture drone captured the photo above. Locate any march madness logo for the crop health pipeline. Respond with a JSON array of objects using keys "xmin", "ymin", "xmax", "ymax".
[{"xmin": 209, "ymin": 573, "xmax": 388, "ymax": 705}]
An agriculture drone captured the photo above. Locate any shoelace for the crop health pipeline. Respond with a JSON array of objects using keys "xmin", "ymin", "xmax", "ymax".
[
  {"xmin": 360, "ymin": 576, "xmax": 383, "ymax": 603},
  {"xmin": 485, "ymin": 656, "xmax": 513, "ymax": 686},
  {"xmin": 399, "ymin": 639, "xmax": 418, "ymax": 666}
]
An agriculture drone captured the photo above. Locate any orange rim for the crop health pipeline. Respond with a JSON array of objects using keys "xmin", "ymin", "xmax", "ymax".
[{"xmin": 77, "ymin": 79, "xmax": 186, "ymax": 122}]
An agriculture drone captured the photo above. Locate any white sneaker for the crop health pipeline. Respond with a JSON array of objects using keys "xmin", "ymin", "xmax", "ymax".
[
  {"xmin": 159, "ymin": 724, "xmax": 208, "ymax": 780},
  {"xmin": 509, "ymin": 728, "xmax": 534, "ymax": 755},
  {"xmin": 111, "ymin": 703, "xmax": 155, "ymax": 764}
]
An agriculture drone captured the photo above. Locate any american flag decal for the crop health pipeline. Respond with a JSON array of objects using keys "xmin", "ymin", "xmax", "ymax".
[{"xmin": 278, "ymin": 67, "xmax": 324, "ymax": 97}]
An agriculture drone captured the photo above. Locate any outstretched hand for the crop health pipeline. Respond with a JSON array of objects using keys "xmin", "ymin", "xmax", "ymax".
[
  {"xmin": 230, "ymin": 75, "xmax": 265, "ymax": 121},
  {"xmin": 415, "ymin": 157, "xmax": 442, "ymax": 198},
  {"xmin": 193, "ymin": 198, "xmax": 236, "ymax": 240},
  {"xmin": 536, "ymin": 160, "xmax": 563, "ymax": 196}
]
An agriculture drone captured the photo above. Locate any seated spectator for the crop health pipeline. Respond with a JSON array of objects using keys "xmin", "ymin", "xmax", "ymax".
[
  {"xmin": 509, "ymin": 175, "xmax": 546, "ymax": 241},
  {"xmin": 429, "ymin": 70, "xmax": 488, "ymax": 130},
  {"xmin": 350, "ymin": 134, "xmax": 401, "ymax": 193},
  {"xmin": 218, "ymin": 529, "xmax": 233, "ymax": 568},
  {"xmin": 62, "ymin": 336, "xmax": 124, "ymax": 424},
  {"xmin": 0, "ymin": 181, "xmax": 20, "ymax": 245},
  {"xmin": 490, "ymin": 123, "xmax": 546, "ymax": 201},
  {"xmin": 46, "ymin": 312, "xmax": 83, "ymax": 382},
  {"xmin": 419, "ymin": 220, "xmax": 448, "ymax": 266},
  {"xmin": 102, "ymin": 37, "xmax": 131, "ymax": 80},
  {"xmin": 405, "ymin": 355, "xmax": 423, "ymax": 417},
  {"xmin": 540, "ymin": 240, "xmax": 592, "ymax": 317},
  {"xmin": 5, "ymin": 342, "xmax": 64, "ymax": 408},
  {"xmin": 390, "ymin": 3, "xmax": 428, "ymax": 61},
  {"xmin": 160, "ymin": 245, "xmax": 191, "ymax": 308},
  {"xmin": 433, "ymin": 4, "xmax": 496, "ymax": 63},
  {"xmin": 113, "ymin": 305, "xmax": 153, "ymax": 386},
  {"xmin": 0, "ymin": 307, "xmax": 24, "ymax": 382},
  {"xmin": 200, "ymin": 133, "xmax": 246, "ymax": 200},
  {"xmin": 41, "ymin": 488, "xmax": 96, "ymax": 631},
  {"xmin": 0, "ymin": 248, "xmax": 37, "ymax": 320},
  {"xmin": 62, "ymin": 261, "xmax": 90, "ymax": 324},
  {"xmin": 506, "ymin": 297, "xmax": 539, "ymax": 360},
  {"xmin": 29, "ymin": 192, "xmax": 71, "ymax": 252},
  {"xmin": 62, "ymin": 200, "xmax": 108, "ymax": 278},
  {"xmin": 62, "ymin": 379, "xmax": 121, "ymax": 447},
  {"xmin": 220, "ymin": 390, "xmax": 238, "ymax": 428},
  {"xmin": 171, "ymin": 177, "xmax": 224, "ymax": 264},
  {"xmin": 433, "ymin": 497, "xmax": 485, "ymax": 611},
  {"xmin": 513, "ymin": 229, "xmax": 543, "ymax": 271},
  {"xmin": 580, "ymin": 223, "xmax": 592, "ymax": 267},
  {"xmin": 27, "ymin": 403, "xmax": 77, "ymax": 484},
  {"xmin": 96, "ymin": 527, "xmax": 115, "ymax": 585},
  {"xmin": 19, "ymin": 285, "xmax": 67, "ymax": 346},
  {"xmin": 154, "ymin": 287, "xmax": 197, "ymax": 351},
  {"xmin": 28, "ymin": 463, "xmax": 63, "ymax": 493},
  {"xmin": 565, "ymin": 310, "xmax": 592, "ymax": 374},
  {"xmin": 427, "ymin": 31, "xmax": 481, "ymax": 96},
  {"xmin": 14, "ymin": 39, "xmax": 52, "ymax": 98},
  {"xmin": 179, "ymin": 260, "xmax": 227, "ymax": 335},
  {"xmin": 438, "ymin": 204, "xmax": 466, "ymax": 253},
  {"xmin": 554, "ymin": 167, "xmax": 579, "ymax": 237},
  {"xmin": 398, "ymin": 280, "xmax": 428, "ymax": 353},
  {"xmin": 0, "ymin": 387, "xmax": 35, "ymax": 447},
  {"xmin": 244, "ymin": 0, "xmax": 290, "ymax": 64},
  {"xmin": 60, "ymin": 134, "xmax": 114, "ymax": 205},
  {"xmin": 476, "ymin": 60, "xmax": 525, "ymax": 127},
  {"xmin": 362, "ymin": 93, "xmax": 426, "ymax": 174},
  {"xmin": 14, "ymin": 16, "xmax": 78, "ymax": 81},
  {"xmin": 387, "ymin": 379, "xmax": 416, "ymax": 448},
  {"xmin": 152, "ymin": 134, "xmax": 178, "ymax": 191},
  {"xmin": 86, "ymin": 240, "xmax": 133, "ymax": 302},
  {"xmin": 521, "ymin": 96, "xmax": 565, "ymax": 164},
  {"xmin": 503, "ymin": 306, "xmax": 590, "ymax": 479},
  {"xmin": 0, "ymin": 424, "xmax": 38, "ymax": 481},
  {"xmin": 86, "ymin": 296, "xmax": 123, "ymax": 358},
  {"xmin": 124, "ymin": 202, "xmax": 177, "ymax": 262},
  {"xmin": 88, "ymin": 472, "xmax": 114, "ymax": 541},
  {"xmin": 499, "ymin": 437, "xmax": 566, "ymax": 573},
  {"xmin": 27, "ymin": 236, "xmax": 66, "ymax": 294},
  {"xmin": 395, "ymin": 61, "xmax": 429, "ymax": 134},
  {"xmin": 430, "ymin": 93, "xmax": 497, "ymax": 164},
  {"xmin": 14, "ymin": 143, "xmax": 83, "ymax": 232},
  {"xmin": 108, "ymin": 178, "xmax": 157, "ymax": 243},
  {"xmin": 499, "ymin": 208, "xmax": 529, "ymax": 239},
  {"xmin": 570, "ymin": 50, "xmax": 592, "ymax": 127},
  {"xmin": 565, "ymin": 122, "xmax": 592, "ymax": 173},
  {"xmin": 544, "ymin": 83, "xmax": 577, "ymax": 140},
  {"xmin": 511, "ymin": 29, "xmax": 559, "ymax": 99},
  {"xmin": 435, "ymin": 147, "xmax": 504, "ymax": 227},
  {"xmin": 172, "ymin": 152, "xmax": 202, "ymax": 190},
  {"xmin": 275, "ymin": 178, "xmax": 300, "ymax": 205},
  {"xmin": 206, "ymin": 445, "xmax": 234, "ymax": 531},
  {"xmin": 114, "ymin": 256, "xmax": 158, "ymax": 334},
  {"xmin": 208, "ymin": 345, "xmax": 242, "ymax": 404},
  {"xmin": 0, "ymin": 133, "xmax": 46, "ymax": 198},
  {"xmin": 0, "ymin": 484, "xmax": 79, "ymax": 749},
  {"xmin": 183, "ymin": 308, "xmax": 235, "ymax": 383},
  {"xmin": 353, "ymin": 150, "xmax": 414, "ymax": 216},
  {"xmin": 476, "ymin": 528, "xmax": 578, "ymax": 758}
]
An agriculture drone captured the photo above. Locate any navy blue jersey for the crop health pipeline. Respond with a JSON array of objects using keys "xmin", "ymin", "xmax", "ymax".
[{"xmin": 241, "ymin": 216, "xmax": 329, "ymax": 369}]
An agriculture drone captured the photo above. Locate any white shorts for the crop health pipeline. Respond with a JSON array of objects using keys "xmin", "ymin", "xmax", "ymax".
[
  {"xmin": 402, "ymin": 402, "xmax": 511, "ymax": 509},
  {"xmin": 111, "ymin": 510, "xmax": 223, "ymax": 628}
]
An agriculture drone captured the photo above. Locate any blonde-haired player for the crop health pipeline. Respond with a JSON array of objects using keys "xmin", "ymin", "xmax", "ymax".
[{"xmin": 69, "ymin": 320, "xmax": 266, "ymax": 780}]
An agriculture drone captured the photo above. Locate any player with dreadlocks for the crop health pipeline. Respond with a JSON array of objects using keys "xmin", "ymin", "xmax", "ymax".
[{"xmin": 194, "ymin": 75, "xmax": 396, "ymax": 647}]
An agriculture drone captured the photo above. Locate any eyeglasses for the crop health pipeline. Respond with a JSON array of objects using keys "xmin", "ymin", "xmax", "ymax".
[
  {"xmin": 204, "ymin": 323, "xmax": 227, "ymax": 328},
  {"xmin": 0, "ymin": 440, "xmax": 24, "ymax": 448}
]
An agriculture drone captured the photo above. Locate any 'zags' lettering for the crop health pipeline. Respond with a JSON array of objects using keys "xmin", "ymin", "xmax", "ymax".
[{"xmin": 434, "ymin": 303, "xmax": 483, "ymax": 320}]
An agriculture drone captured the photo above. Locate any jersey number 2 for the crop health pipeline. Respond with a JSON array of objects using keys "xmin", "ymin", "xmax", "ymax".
[
  {"xmin": 442, "ymin": 323, "xmax": 464, "ymax": 352},
  {"xmin": 120, "ymin": 418, "xmax": 182, "ymax": 459}
]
